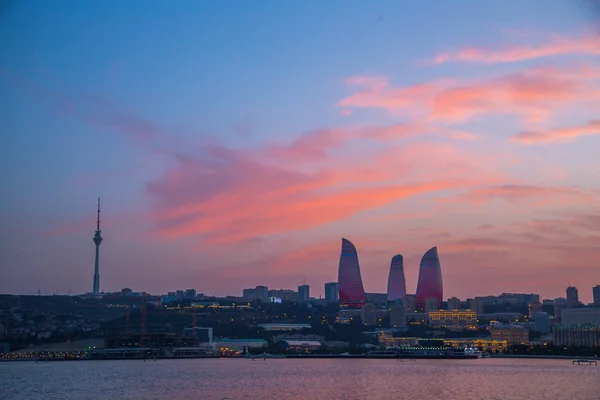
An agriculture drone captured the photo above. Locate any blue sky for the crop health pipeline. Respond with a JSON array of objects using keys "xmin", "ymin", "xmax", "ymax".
[{"xmin": 1, "ymin": 1, "xmax": 599, "ymax": 301}]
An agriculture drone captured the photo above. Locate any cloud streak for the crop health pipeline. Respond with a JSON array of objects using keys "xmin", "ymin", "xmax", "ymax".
[{"xmin": 432, "ymin": 34, "xmax": 600, "ymax": 64}]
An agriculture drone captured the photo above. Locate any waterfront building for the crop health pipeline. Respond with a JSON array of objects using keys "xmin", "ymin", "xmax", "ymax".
[
  {"xmin": 447, "ymin": 297, "xmax": 461, "ymax": 311},
  {"xmin": 298, "ymin": 285, "xmax": 310, "ymax": 302},
  {"xmin": 566, "ymin": 286, "xmax": 579, "ymax": 308},
  {"xmin": 427, "ymin": 309, "xmax": 477, "ymax": 330},
  {"xmin": 443, "ymin": 338, "xmax": 508, "ymax": 353},
  {"xmin": 337, "ymin": 238, "xmax": 366, "ymax": 307},
  {"xmin": 553, "ymin": 325, "xmax": 600, "ymax": 347},
  {"xmin": 242, "ymin": 286, "xmax": 269, "ymax": 302},
  {"xmin": 214, "ymin": 339, "xmax": 268, "ymax": 353},
  {"xmin": 561, "ymin": 308, "xmax": 600, "ymax": 326},
  {"xmin": 276, "ymin": 340, "xmax": 321, "ymax": 352},
  {"xmin": 490, "ymin": 324, "xmax": 528, "ymax": 346},
  {"xmin": 415, "ymin": 247, "xmax": 443, "ymax": 307},
  {"xmin": 183, "ymin": 327, "xmax": 213, "ymax": 343},
  {"xmin": 533, "ymin": 312, "xmax": 551, "ymax": 333},
  {"xmin": 593, "ymin": 285, "xmax": 600, "ymax": 306},
  {"xmin": 387, "ymin": 255, "xmax": 406, "ymax": 303},
  {"xmin": 257, "ymin": 323, "xmax": 312, "ymax": 331},
  {"xmin": 324, "ymin": 282, "xmax": 339, "ymax": 303}
]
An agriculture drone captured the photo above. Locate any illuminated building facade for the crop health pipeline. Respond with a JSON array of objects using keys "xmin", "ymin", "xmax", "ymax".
[
  {"xmin": 490, "ymin": 324, "xmax": 528, "ymax": 346},
  {"xmin": 553, "ymin": 325, "xmax": 600, "ymax": 347},
  {"xmin": 337, "ymin": 238, "xmax": 366, "ymax": 307},
  {"xmin": 427, "ymin": 309, "xmax": 477, "ymax": 330},
  {"xmin": 443, "ymin": 338, "xmax": 508, "ymax": 353},
  {"xmin": 415, "ymin": 247, "xmax": 443, "ymax": 307},
  {"xmin": 387, "ymin": 255, "xmax": 406, "ymax": 303}
]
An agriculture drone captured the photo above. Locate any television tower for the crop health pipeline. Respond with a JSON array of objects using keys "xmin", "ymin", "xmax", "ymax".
[{"xmin": 92, "ymin": 197, "xmax": 103, "ymax": 295}]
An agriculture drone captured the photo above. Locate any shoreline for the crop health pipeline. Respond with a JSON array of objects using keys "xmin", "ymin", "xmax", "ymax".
[{"xmin": 2, "ymin": 353, "xmax": 598, "ymax": 362}]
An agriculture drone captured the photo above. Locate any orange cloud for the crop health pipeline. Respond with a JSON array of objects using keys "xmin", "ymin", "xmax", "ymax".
[
  {"xmin": 511, "ymin": 119, "xmax": 600, "ymax": 144},
  {"xmin": 432, "ymin": 34, "xmax": 600, "ymax": 64}
]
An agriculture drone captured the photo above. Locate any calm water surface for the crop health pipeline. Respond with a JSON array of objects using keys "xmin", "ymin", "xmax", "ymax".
[{"xmin": 2, "ymin": 358, "xmax": 599, "ymax": 400}]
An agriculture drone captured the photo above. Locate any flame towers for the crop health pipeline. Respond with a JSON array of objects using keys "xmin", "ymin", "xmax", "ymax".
[
  {"xmin": 92, "ymin": 198, "xmax": 103, "ymax": 295},
  {"xmin": 387, "ymin": 255, "xmax": 406, "ymax": 302},
  {"xmin": 337, "ymin": 238, "xmax": 366, "ymax": 307},
  {"xmin": 415, "ymin": 246, "xmax": 443, "ymax": 307}
]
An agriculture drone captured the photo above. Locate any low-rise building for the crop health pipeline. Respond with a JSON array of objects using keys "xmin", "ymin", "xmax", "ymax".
[
  {"xmin": 553, "ymin": 325, "xmax": 600, "ymax": 347},
  {"xmin": 428, "ymin": 309, "xmax": 477, "ymax": 330},
  {"xmin": 490, "ymin": 324, "xmax": 528, "ymax": 346},
  {"xmin": 561, "ymin": 308, "xmax": 600, "ymax": 326}
]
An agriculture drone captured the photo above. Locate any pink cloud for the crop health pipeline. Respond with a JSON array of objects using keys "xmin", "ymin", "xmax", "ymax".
[
  {"xmin": 147, "ymin": 138, "xmax": 502, "ymax": 246},
  {"xmin": 337, "ymin": 65, "xmax": 600, "ymax": 124},
  {"xmin": 432, "ymin": 34, "xmax": 600, "ymax": 64},
  {"xmin": 511, "ymin": 119, "xmax": 600, "ymax": 144},
  {"xmin": 455, "ymin": 184, "xmax": 596, "ymax": 206}
]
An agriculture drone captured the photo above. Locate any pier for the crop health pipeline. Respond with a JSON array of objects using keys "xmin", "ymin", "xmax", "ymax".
[{"xmin": 572, "ymin": 359, "xmax": 598, "ymax": 366}]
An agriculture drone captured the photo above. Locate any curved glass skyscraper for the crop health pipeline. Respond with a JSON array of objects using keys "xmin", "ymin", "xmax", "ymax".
[
  {"xmin": 415, "ymin": 246, "xmax": 443, "ymax": 307},
  {"xmin": 338, "ymin": 238, "xmax": 366, "ymax": 307},
  {"xmin": 387, "ymin": 254, "xmax": 406, "ymax": 303}
]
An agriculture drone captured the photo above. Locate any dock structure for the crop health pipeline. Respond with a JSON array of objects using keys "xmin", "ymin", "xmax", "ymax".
[{"xmin": 572, "ymin": 359, "xmax": 598, "ymax": 366}]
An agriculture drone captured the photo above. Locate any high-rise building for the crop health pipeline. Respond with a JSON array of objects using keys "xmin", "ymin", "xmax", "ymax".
[
  {"xmin": 424, "ymin": 297, "xmax": 439, "ymax": 313},
  {"xmin": 184, "ymin": 289, "xmax": 197, "ymax": 299},
  {"xmin": 593, "ymin": 285, "xmax": 600, "ymax": 306},
  {"xmin": 387, "ymin": 255, "xmax": 406, "ymax": 303},
  {"xmin": 361, "ymin": 303, "xmax": 378, "ymax": 326},
  {"xmin": 243, "ymin": 286, "xmax": 269, "ymax": 301},
  {"xmin": 390, "ymin": 301, "xmax": 407, "ymax": 327},
  {"xmin": 554, "ymin": 298, "xmax": 568, "ymax": 321},
  {"xmin": 447, "ymin": 297, "xmax": 461, "ymax": 310},
  {"xmin": 468, "ymin": 298, "xmax": 484, "ymax": 315},
  {"xmin": 298, "ymin": 285, "xmax": 310, "ymax": 302},
  {"xmin": 337, "ymin": 238, "xmax": 366, "ymax": 307},
  {"xmin": 324, "ymin": 282, "xmax": 339, "ymax": 303},
  {"xmin": 415, "ymin": 247, "xmax": 443, "ymax": 307},
  {"xmin": 566, "ymin": 286, "xmax": 579, "ymax": 308},
  {"xmin": 404, "ymin": 294, "xmax": 416, "ymax": 312},
  {"xmin": 92, "ymin": 198, "xmax": 103, "ymax": 295}
]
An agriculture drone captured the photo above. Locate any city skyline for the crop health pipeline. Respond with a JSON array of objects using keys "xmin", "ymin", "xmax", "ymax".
[{"xmin": 2, "ymin": 2, "xmax": 600, "ymax": 301}]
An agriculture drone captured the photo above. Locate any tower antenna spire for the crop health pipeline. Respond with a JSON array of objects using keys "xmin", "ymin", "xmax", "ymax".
[{"xmin": 97, "ymin": 197, "xmax": 101, "ymax": 231}]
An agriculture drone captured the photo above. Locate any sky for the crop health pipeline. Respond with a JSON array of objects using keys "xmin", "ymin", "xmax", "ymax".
[{"xmin": 1, "ymin": 0, "xmax": 600, "ymax": 302}]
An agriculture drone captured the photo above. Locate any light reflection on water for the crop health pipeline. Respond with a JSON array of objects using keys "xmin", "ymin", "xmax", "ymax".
[{"xmin": 2, "ymin": 358, "xmax": 599, "ymax": 400}]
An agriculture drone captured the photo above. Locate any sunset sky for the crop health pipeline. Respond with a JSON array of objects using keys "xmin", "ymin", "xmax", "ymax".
[{"xmin": 2, "ymin": 1, "xmax": 599, "ymax": 302}]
